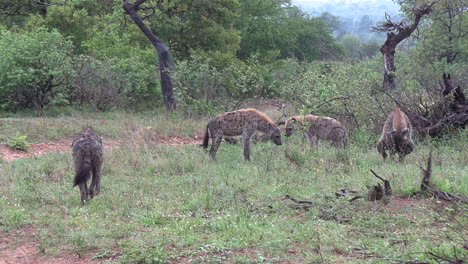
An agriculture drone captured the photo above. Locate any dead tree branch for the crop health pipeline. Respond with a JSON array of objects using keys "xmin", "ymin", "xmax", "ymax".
[{"xmin": 373, "ymin": 3, "xmax": 435, "ymax": 90}]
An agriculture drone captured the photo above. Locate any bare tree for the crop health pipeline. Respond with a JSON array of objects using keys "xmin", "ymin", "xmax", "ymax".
[
  {"xmin": 372, "ymin": 3, "xmax": 434, "ymax": 90},
  {"xmin": 122, "ymin": 0, "xmax": 176, "ymax": 110}
]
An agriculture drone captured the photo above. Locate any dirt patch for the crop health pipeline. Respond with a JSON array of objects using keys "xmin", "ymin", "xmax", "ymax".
[
  {"xmin": 0, "ymin": 138, "xmax": 121, "ymax": 162},
  {"xmin": 0, "ymin": 140, "xmax": 71, "ymax": 162},
  {"xmin": 153, "ymin": 136, "xmax": 203, "ymax": 146},
  {"xmin": 0, "ymin": 227, "xmax": 107, "ymax": 264},
  {"xmin": 0, "ymin": 135, "xmax": 203, "ymax": 162}
]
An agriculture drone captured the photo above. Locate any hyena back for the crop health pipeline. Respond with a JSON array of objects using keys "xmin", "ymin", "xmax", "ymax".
[
  {"xmin": 377, "ymin": 108, "xmax": 414, "ymax": 161},
  {"xmin": 284, "ymin": 114, "xmax": 348, "ymax": 148},
  {"xmin": 72, "ymin": 128, "xmax": 103, "ymax": 205},
  {"xmin": 202, "ymin": 108, "xmax": 282, "ymax": 161}
]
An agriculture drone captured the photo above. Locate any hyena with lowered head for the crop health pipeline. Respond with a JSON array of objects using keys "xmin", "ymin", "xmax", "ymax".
[
  {"xmin": 72, "ymin": 128, "xmax": 103, "ymax": 205},
  {"xmin": 284, "ymin": 114, "xmax": 348, "ymax": 148},
  {"xmin": 202, "ymin": 108, "xmax": 282, "ymax": 161},
  {"xmin": 377, "ymin": 108, "xmax": 414, "ymax": 161}
]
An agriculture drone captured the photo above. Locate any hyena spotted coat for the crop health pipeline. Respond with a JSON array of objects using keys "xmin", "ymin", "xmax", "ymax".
[
  {"xmin": 202, "ymin": 108, "xmax": 282, "ymax": 161},
  {"xmin": 72, "ymin": 128, "xmax": 103, "ymax": 205},
  {"xmin": 377, "ymin": 108, "xmax": 414, "ymax": 161},
  {"xmin": 284, "ymin": 114, "xmax": 348, "ymax": 148}
]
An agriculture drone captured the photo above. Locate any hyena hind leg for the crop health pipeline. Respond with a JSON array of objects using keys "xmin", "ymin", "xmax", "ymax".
[
  {"xmin": 79, "ymin": 182, "xmax": 89, "ymax": 205},
  {"xmin": 242, "ymin": 129, "xmax": 255, "ymax": 161},
  {"xmin": 209, "ymin": 130, "xmax": 223, "ymax": 161},
  {"xmin": 306, "ymin": 132, "xmax": 319, "ymax": 147},
  {"xmin": 89, "ymin": 166, "xmax": 102, "ymax": 197}
]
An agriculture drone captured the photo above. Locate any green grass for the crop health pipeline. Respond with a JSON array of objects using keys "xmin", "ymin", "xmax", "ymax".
[
  {"xmin": 0, "ymin": 113, "xmax": 466, "ymax": 263},
  {"xmin": 0, "ymin": 110, "xmax": 206, "ymax": 143}
]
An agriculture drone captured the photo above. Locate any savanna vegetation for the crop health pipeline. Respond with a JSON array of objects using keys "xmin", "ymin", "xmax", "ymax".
[{"xmin": 0, "ymin": 0, "xmax": 466, "ymax": 263}]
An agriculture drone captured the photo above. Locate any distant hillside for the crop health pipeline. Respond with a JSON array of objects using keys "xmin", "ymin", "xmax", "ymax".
[
  {"xmin": 293, "ymin": 0, "xmax": 402, "ymax": 41},
  {"xmin": 293, "ymin": 0, "xmax": 401, "ymax": 22}
]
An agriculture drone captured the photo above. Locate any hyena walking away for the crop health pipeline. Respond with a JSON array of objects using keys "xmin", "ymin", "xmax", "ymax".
[
  {"xmin": 202, "ymin": 108, "xmax": 282, "ymax": 161},
  {"xmin": 72, "ymin": 128, "xmax": 103, "ymax": 205},
  {"xmin": 377, "ymin": 108, "xmax": 414, "ymax": 161},
  {"xmin": 284, "ymin": 114, "xmax": 348, "ymax": 148}
]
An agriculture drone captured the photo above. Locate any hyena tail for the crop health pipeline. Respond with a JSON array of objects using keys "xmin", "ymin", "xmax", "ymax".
[
  {"xmin": 202, "ymin": 126, "xmax": 209, "ymax": 149},
  {"xmin": 73, "ymin": 160, "xmax": 92, "ymax": 186}
]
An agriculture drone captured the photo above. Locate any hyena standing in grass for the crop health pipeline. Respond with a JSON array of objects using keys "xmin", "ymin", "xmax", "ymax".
[
  {"xmin": 377, "ymin": 108, "xmax": 415, "ymax": 161},
  {"xmin": 202, "ymin": 108, "xmax": 282, "ymax": 161},
  {"xmin": 284, "ymin": 114, "xmax": 348, "ymax": 148},
  {"xmin": 72, "ymin": 128, "xmax": 103, "ymax": 205}
]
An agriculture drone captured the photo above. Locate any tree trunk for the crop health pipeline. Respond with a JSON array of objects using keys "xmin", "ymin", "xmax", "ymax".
[
  {"xmin": 381, "ymin": 43, "xmax": 396, "ymax": 90},
  {"xmin": 122, "ymin": 0, "xmax": 176, "ymax": 110},
  {"xmin": 374, "ymin": 3, "xmax": 434, "ymax": 90}
]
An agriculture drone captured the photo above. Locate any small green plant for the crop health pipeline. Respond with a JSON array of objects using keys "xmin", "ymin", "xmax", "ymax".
[{"xmin": 7, "ymin": 132, "xmax": 30, "ymax": 151}]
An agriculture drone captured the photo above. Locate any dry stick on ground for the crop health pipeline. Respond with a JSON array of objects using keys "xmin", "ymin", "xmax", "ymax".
[
  {"xmin": 419, "ymin": 150, "xmax": 466, "ymax": 202},
  {"xmin": 363, "ymin": 169, "xmax": 393, "ymax": 202},
  {"xmin": 283, "ymin": 194, "xmax": 315, "ymax": 210},
  {"xmin": 284, "ymin": 194, "xmax": 314, "ymax": 204},
  {"xmin": 370, "ymin": 169, "xmax": 393, "ymax": 197}
]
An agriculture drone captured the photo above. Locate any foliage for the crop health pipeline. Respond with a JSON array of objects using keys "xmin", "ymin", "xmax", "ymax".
[
  {"xmin": 25, "ymin": 4, "xmax": 96, "ymax": 52},
  {"xmin": 0, "ymin": 0, "xmax": 45, "ymax": 28},
  {"xmin": 396, "ymin": 0, "xmax": 467, "ymax": 64},
  {"xmin": 7, "ymin": 132, "xmax": 30, "ymax": 151},
  {"xmin": 172, "ymin": 54, "xmax": 276, "ymax": 114},
  {"xmin": 236, "ymin": 1, "xmax": 343, "ymax": 62},
  {"xmin": 0, "ymin": 27, "xmax": 75, "ymax": 111},
  {"xmin": 151, "ymin": 0, "xmax": 241, "ymax": 60},
  {"xmin": 73, "ymin": 56, "xmax": 161, "ymax": 111}
]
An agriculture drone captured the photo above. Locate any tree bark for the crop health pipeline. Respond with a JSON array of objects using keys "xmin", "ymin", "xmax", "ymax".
[
  {"xmin": 122, "ymin": 0, "xmax": 177, "ymax": 110},
  {"xmin": 374, "ymin": 3, "xmax": 434, "ymax": 90}
]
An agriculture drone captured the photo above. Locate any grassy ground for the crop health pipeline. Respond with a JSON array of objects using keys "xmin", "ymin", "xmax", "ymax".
[{"xmin": 0, "ymin": 111, "xmax": 466, "ymax": 263}]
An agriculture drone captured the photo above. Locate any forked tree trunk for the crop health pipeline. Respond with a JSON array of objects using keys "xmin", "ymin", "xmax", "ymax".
[
  {"xmin": 123, "ymin": 0, "xmax": 176, "ymax": 110},
  {"xmin": 374, "ymin": 3, "xmax": 434, "ymax": 90}
]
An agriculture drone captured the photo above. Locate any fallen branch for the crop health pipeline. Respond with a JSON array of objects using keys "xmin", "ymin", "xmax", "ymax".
[
  {"xmin": 419, "ymin": 149, "xmax": 432, "ymax": 192},
  {"xmin": 417, "ymin": 151, "xmax": 466, "ymax": 202},
  {"xmin": 320, "ymin": 208, "xmax": 351, "ymax": 223},
  {"xmin": 284, "ymin": 194, "xmax": 314, "ymax": 204},
  {"xmin": 370, "ymin": 169, "xmax": 393, "ymax": 196}
]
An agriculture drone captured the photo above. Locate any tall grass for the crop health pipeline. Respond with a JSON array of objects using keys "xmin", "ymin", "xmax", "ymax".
[{"xmin": 0, "ymin": 114, "xmax": 466, "ymax": 263}]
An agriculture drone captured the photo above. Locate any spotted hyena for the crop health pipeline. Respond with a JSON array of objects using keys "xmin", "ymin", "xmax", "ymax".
[
  {"xmin": 284, "ymin": 114, "xmax": 348, "ymax": 148},
  {"xmin": 202, "ymin": 108, "xmax": 282, "ymax": 161},
  {"xmin": 377, "ymin": 108, "xmax": 414, "ymax": 161},
  {"xmin": 72, "ymin": 128, "xmax": 104, "ymax": 205}
]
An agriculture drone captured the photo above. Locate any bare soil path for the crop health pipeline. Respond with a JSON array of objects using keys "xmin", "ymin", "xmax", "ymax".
[
  {"xmin": 0, "ymin": 227, "xmax": 108, "ymax": 264},
  {"xmin": 0, "ymin": 136, "xmax": 202, "ymax": 162}
]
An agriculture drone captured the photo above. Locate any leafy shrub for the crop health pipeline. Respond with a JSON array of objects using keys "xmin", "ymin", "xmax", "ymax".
[
  {"xmin": 8, "ymin": 132, "xmax": 30, "ymax": 151},
  {"xmin": 73, "ymin": 56, "xmax": 161, "ymax": 111},
  {"xmin": 172, "ymin": 54, "xmax": 275, "ymax": 114},
  {"xmin": 0, "ymin": 27, "xmax": 75, "ymax": 111}
]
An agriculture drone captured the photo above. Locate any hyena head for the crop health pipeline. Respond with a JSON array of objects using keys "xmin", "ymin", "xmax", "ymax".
[
  {"xmin": 384, "ymin": 108, "xmax": 414, "ymax": 158},
  {"xmin": 267, "ymin": 123, "xmax": 282, "ymax": 145},
  {"xmin": 285, "ymin": 117, "xmax": 300, "ymax": 137},
  {"xmin": 387, "ymin": 128, "xmax": 413, "ymax": 154}
]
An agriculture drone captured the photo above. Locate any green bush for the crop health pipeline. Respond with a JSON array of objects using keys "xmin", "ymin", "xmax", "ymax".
[
  {"xmin": 73, "ymin": 56, "xmax": 161, "ymax": 111},
  {"xmin": 7, "ymin": 132, "xmax": 30, "ymax": 151},
  {"xmin": 172, "ymin": 54, "xmax": 275, "ymax": 114},
  {"xmin": 0, "ymin": 27, "xmax": 75, "ymax": 111}
]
